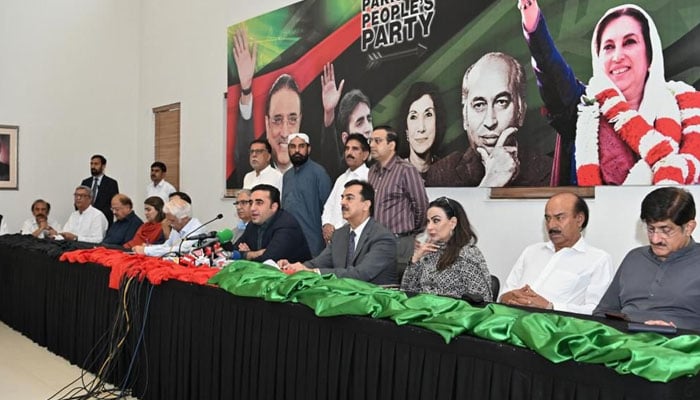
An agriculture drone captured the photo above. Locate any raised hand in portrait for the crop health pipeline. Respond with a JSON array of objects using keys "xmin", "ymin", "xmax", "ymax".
[
  {"xmin": 232, "ymin": 28, "xmax": 257, "ymax": 103},
  {"xmin": 517, "ymin": 0, "xmax": 540, "ymax": 32},
  {"xmin": 321, "ymin": 62, "xmax": 345, "ymax": 128}
]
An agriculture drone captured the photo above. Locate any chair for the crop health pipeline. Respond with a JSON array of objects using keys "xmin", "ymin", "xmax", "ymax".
[{"xmin": 490, "ymin": 275, "xmax": 500, "ymax": 301}]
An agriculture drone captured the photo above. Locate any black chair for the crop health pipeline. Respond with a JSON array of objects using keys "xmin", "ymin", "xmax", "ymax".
[{"xmin": 490, "ymin": 275, "xmax": 500, "ymax": 300}]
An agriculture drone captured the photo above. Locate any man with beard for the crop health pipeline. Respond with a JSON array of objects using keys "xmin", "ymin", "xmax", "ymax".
[
  {"xmin": 279, "ymin": 180, "xmax": 397, "ymax": 285},
  {"xmin": 81, "ymin": 154, "xmax": 119, "ymax": 226},
  {"xmin": 499, "ymin": 192, "xmax": 614, "ymax": 315},
  {"xmin": 321, "ymin": 134, "xmax": 370, "ymax": 243},
  {"xmin": 281, "ymin": 133, "xmax": 331, "ymax": 257}
]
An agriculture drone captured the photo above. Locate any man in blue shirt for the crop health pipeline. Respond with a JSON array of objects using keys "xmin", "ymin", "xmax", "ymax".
[{"xmin": 281, "ymin": 133, "xmax": 331, "ymax": 257}]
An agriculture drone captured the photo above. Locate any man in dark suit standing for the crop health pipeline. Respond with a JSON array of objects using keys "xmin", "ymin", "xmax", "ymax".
[
  {"xmin": 279, "ymin": 179, "xmax": 397, "ymax": 286},
  {"xmin": 81, "ymin": 154, "xmax": 119, "ymax": 226}
]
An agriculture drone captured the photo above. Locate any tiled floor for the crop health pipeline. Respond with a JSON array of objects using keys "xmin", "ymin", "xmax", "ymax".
[{"xmin": 0, "ymin": 321, "xmax": 137, "ymax": 400}]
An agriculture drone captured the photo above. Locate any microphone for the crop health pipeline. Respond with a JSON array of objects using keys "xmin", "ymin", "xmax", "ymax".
[
  {"xmin": 187, "ymin": 231, "xmax": 217, "ymax": 241},
  {"xmin": 178, "ymin": 213, "xmax": 224, "ymax": 255},
  {"xmin": 216, "ymin": 228, "xmax": 233, "ymax": 243},
  {"xmin": 184, "ymin": 214, "xmax": 224, "ymax": 240}
]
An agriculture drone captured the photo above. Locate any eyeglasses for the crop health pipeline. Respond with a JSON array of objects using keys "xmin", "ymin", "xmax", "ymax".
[
  {"xmin": 234, "ymin": 200, "xmax": 253, "ymax": 206},
  {"xmin": 368, "ymin": 137, "xmax": 385, "ymax": 144},
  {"xmin": 249, "ymin": 148, "xmax": 267, "ymax": 155},
  {"xmin": 110, "ymin": 206, "xmax": 126, "ymax": 212},
  {"xmin": 269, "ymin": 115, "xmax": 299, "ymax": 127},
  {"xmin": 73, "ymin": 193, "xmax": 89, "ymax": 198},
  {"xmin": 646, "ymin": 224, "xmax": 683, "ymax": 238}
]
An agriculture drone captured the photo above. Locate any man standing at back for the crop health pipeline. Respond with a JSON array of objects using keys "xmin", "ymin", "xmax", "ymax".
[
  {"xmin": 81, "ymin": 154, "xmax": 119, "ymax": 226},
  {"xmin": 368, "ymin": 126, "xmax": 428, "ymax": 279},
  {"xmin": 500, "ymin": 192, "xmax": 614, "ymax": 314},
  {"xmin": 243, "ymin": 138, "xmax": 283, "ymax": 191},
  {"xmin": 322, "ymin": 133, "xmax": 370, "ymax": 243},
  {"xmin": 594, "ymin": 188, "xmax": 700, "ymax": 330},
  {"xmin": 281, "ymin": 133, "xmax": 331, "ymax": 257},
  {"xmin": 146, "ymin": 161, "xmax": 176, "ymax": 201}
]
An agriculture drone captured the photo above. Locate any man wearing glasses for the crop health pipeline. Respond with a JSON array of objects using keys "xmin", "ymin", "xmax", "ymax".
[
  {"xmin": 368, "ymin": 126, "xmax": 429, "ymax": 279},
  {"xmin": 232, "ymin": 189, "xmax": 252, "ymax": 242},
  {"xmin": 242, "ymin": 138, "xmax": 283, "ymax": 191},
  {"xmin": 102, "ymin": 194, "xmax": 143, "ymax": 246},
  {"xmin": 500, "ymin": 192, "xmax": 614, "ymax": 314},
  {"xmin": 49, "ymin": 186, "xmax": 108, "ymax": 243},
  {"xmin": 594, "ymin": 187, "xmax": 700, "ymax": 330}
]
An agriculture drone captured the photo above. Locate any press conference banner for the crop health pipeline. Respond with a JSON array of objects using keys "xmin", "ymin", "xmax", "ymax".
[{"xmin": 225, "ymin": 0, "xmax": 699, "ymax": 193}]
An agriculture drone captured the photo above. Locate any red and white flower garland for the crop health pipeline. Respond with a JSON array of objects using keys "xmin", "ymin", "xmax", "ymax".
[{"xmin": 575, "ymin": 82, "xmax": 700, "ymax": 186}]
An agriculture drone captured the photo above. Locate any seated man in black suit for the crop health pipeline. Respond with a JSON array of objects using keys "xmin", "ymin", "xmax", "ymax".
[
  {"xmin": 227, "ymin": 184, "xmax": 311, "ymax": 263},
  {"xmin": 81, "ymin": 154, "xmax": 119, "ymax": 226},
  {"xmin": 102, "ymin": 194, "xmax": 143, "ymax": 246},
  {"xmin": 279, "ymin": 180, "xmax": 397, "ymax": 286}
]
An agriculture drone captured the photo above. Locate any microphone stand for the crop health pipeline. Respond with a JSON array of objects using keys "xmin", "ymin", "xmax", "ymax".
[{"xmin": 177, "ymin": 213, "xmax": 223, "ymax": 257}]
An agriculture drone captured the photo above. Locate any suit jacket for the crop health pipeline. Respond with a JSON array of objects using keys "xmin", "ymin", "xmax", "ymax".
[
  {"xmin": 306, "ymin": 217, "xmax": 397, "ymax": 285},
  {"xmin": 230, "ymin": 209, "xmax": 311, "ymax": 263},
  {"xmin": 81, "ymin": 175, "xmax": 119, "ymax": 226}
]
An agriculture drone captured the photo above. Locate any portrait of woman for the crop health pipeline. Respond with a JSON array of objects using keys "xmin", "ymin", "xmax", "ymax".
[
  {"xmin": 123, "ymin": 196, "xmax": 166, "ymax": 249},
  {"xmin": 401, "ymin": 197, "xmax": 493, "ymax": 300},
  {"xmin": 398, "ymin": 81, "xmax": 446, "ymax": 176},
  {"xmin": 519, "ymin": 1, "xmax": 700, "ymax": 186}
]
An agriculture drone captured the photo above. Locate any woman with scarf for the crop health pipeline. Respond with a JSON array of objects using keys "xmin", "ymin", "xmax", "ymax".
[{"xmin": 518, "ymin": 1, "xmax": 700, "ymax": 186}]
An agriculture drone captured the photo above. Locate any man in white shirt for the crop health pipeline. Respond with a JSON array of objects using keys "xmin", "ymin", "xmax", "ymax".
[
  {"xmin": 242, "ymin": 138, "xmax": 283, "ymax": 191},
  {"xmin": 132, "ymin": 198, "xmax": 204, "ymax": 257},
  {"xmin": 20, "ymin": 199, "xmax": 61, "ymax": 238},
  {"xmin": 146, "ymin": 161, "xmax": 176, "ymax": 201},
  {"xmin": 321, "ymin": 133, "xmax": 370, "ymax": 243},
  {"xmin": 50, "ymin": 186, "xmax": 108, "ymax": 243},
  {"xmin": 499, "ymin": 192, "xmax": 614, "ymax": 315}
]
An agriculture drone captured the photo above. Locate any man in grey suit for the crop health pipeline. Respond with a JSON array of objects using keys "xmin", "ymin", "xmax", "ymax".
[{"xmin": 278, "ymin": 179, "xmax": 397, "ymax": 285}]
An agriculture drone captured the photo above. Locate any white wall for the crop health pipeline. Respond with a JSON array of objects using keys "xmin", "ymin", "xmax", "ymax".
[
  {"xmin": 0, "ymin": 0, "xmax": 140, "ymax": 228},
  {"xmin": 1, "ymin": 0, "xmax": 698, "ymax": 284}
]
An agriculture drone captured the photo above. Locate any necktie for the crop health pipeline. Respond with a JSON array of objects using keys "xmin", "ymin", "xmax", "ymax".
[
  {"xmin": 91, "ymin": 178, "xmax": 98, "ymax": 204},
  {"xmin": 346, "ymin": 231, "xmax": 356, "ymax": 267}
]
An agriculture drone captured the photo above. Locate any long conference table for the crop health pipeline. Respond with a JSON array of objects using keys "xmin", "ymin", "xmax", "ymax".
[{"xmin": 1, "ymin": 236, "xmax": 699, "ymax": 400}]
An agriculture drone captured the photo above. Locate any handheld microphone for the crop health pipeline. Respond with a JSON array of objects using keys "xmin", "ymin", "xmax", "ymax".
[{"xmin": 178, "ymin": 213, "xmax": 224, "ymax": 255}]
